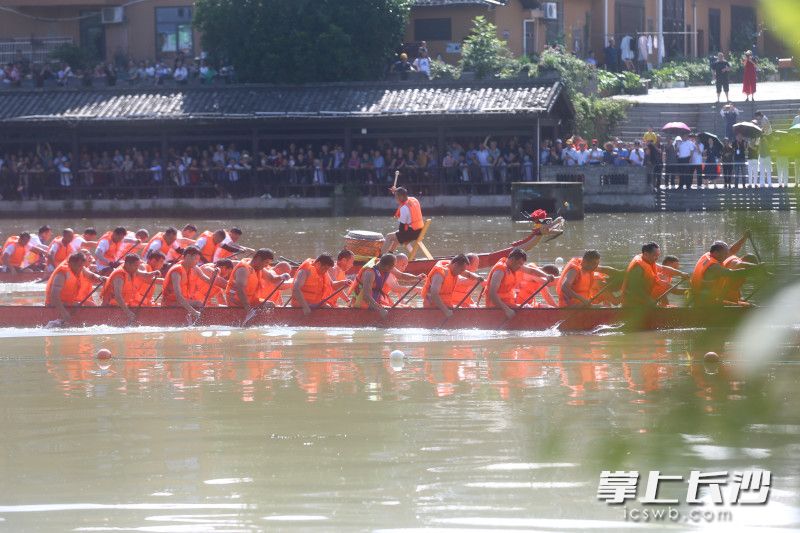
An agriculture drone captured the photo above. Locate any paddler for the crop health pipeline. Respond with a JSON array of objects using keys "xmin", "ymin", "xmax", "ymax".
[
  {"xmin": 226, "ymin": 249, "xmax": 291, "ymax": 314},
  {"xmin": 100, "ymin": 254, "xmax": 160, "ymax": 323},
  {"xmin": 48, "ymin": 228, "xmax": 78, "ymax": 271},
  {"xmin": 421, "ymin": 254, "xmax": 484, "ymax": 318},
  {"xmin": 451, "ymin": 253, "xmax": 481, "ymax": 307},
  {"xmin": 195, "ymin": 229, "xmax": 238, "ymax": 264},
  {"xmin": 160, "ymin": 246, "xmax": 218, "ymax": 321},
  {"xmin": 45, "ymin": 252, "xmax": 107, "ymax": 323},
  {"xmin": 621, "ymin": 243, "xmax": 689, "ymax": 307},
  {"xmin": 134, "ymin": 250, "xmax": 166, "ymax": 306},
  {"xmin": 349, "ymin": 254, "xmax": 397, "ymax": 319},
  {"xmin": 486, "ymin": 248, "xmax": 555, "ymax": 320},
  {"xmin": 291, "ymin": 253, "xmax": 335, "ymax": 315},
  {"xmin": 23, "ymin": 225, "xmax": 53, "ymax": 271},
  {"xmin": 380, "ymin": 187, "xmax": 424, "ymax": 255},
  {"xmin": 328, "ymin": 249, "xmax": 355, "ymax": 307},
  {"xmin": 145, "ymin": 227, "xmax": 182, "ymax": 261},
  {"xmin": 557, "ymin": 250, "xmax": 621, "ymax": 307},
  {"xmin": 720, "ymin": 254, "xmax": 759, "ymax": 305},
  {"xmin": 1, "ymin": 232, "xmax": 32, "ymax": 274},
  {"xmin": 379, "ymin": 252, "xmax": 426, "ymax": 306},
  {"xmin": 93, "ymin": 227, "xmax": 128, "ymax": 273},
  {"xmin": 690, "ymin": 236, "xmax": 763, "ymax": 305},
  {"xmin": 199, "ymin": 258, "xmax": 234, "ymax": 306},
  {"xmin": 180, "ymin": 224, "xmax": 198, "ymax": 240},
  {"xmin": 516, "ymin": 263, "xmax": 560, "ymax": 308},
  {"xmin": 165, "ymin": 224, "xmax": 199, "ymax": 262},
  {"xmin": 121, "ymin": 229, "xmax": 149, "ymax": 256},
  {"xmin": 213, "ymin": 228, "xmax": 254, "ymax": 261},
  {"xmin": 653, "ymin": 255, "xmax": 685, "ymax": 306}
]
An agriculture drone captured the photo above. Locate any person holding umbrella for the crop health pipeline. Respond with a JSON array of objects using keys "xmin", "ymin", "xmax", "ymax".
[
  {"xmin": 733, "ymin": 132, "xmax": 748, "ymax": 189},
  {"xmin": 733, "ymin": 120, "xmax": 763, "ymax": 188}
]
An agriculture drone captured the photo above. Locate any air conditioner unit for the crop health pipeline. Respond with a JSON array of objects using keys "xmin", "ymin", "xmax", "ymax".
[
  {"xmin": 543, "ymin": 2, "xmax": 558, "ymax": 20},
  {"xmin": 101, "ymin": 7, "xmax": 124, "ymax": 24}
]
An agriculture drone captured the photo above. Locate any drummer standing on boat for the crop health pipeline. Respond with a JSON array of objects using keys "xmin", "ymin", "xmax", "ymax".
[{"xmin": 380, "ymin": 187, "xmax": 424, "ymax": 255}]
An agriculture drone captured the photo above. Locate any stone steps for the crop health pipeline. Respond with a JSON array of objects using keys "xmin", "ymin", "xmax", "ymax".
[
  {"xmin": 614, "ymin": 98, "xmax": 799, "ymax": 142},
  {"xmin": 656, "ymin": 187, "xmax": 798, "ymax": 211}
]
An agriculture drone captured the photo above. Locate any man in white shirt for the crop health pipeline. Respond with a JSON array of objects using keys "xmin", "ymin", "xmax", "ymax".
[
  {"xmin": 629, "ymin": 141, "xmax": 645, "ymax": 166},
  {"xmin": 588, "ymin": 139, "xmax": 604, "ymax": 165},
  {"xmin": 476, "ymin": 144, "xmax": 492, "ymax": 182},
  {"xmin": 575, "ymin": 143, "xmax": 590, "ymax": 166},
  {"xmin": 689, "ymin": 136, "xmax": 705, "ymax": 188},
  {"xmin": 754, "ymin": 111, "xmax": 772, "ymax": 135},
  {"xmin": 562, "ymin": 140, "xmax": 579, "ymax": 166},
  {"xmin": 676, "ymin": 136, "xmax": 694, "ymax": 189},
  {"xmin": 23, "ymin": 225, "xmax": 52, "ymax": 269}
]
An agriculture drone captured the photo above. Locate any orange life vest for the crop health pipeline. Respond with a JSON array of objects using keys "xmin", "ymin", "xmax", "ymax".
[
  {"xmin": 421, "ymin": 260, "xmax": 458, "ymax": 308},
  {"xmin": 49, "ymin": 236, "xmax": 73, "ymax": 266},
  {"xmin": 45, "ymin": 262, "xmax": 91, "ymax": 306},
  {"xmin": 133, "ymin": 263, "xmax": 158, "ymax": 306},
  {"xmin": 515, "ymin": 262, "xmax": 547, "ymax": 307},
  {"xmin": 690, "ymin": 252, "xmax": 722, "ymax": 302},
  {"xmin": 197, "ymin": 230, "xmax": 218, "ymax": 262},
  {"xmin": 161, "ymin": 262, "xmax": 199, "ymax": 306},
  {"xmin": 225, "ymin": 259, "xmax": 264, "ymax": 307},
  {"xmin": 452, "ymin": 275, "xmax": 480, "ymax": 307},
  {"xmin": 350, "ymin": 258, "xmax": 388, "ymax": 309},
  {"xmin": 146, "ymin": 232, "xmax": 170, "ymax": 258},
  {"xmin": 215, "ymin": 231, "xmax": 237, "ymax": 260},
  {"xmin": 101, "ymin": 267, "xmax": 139, "ymax": 306},
  {"xmin": 721, "ymin": 255, "xmax": 746, "ymax": 302},
  {"xmin": 653, "ymin": 265, "xmax": 674, "ymax": 305},
  {"xmin": 292, "ymin": 258, "xmax": 332, "ymax": 307},
  {"xmin": 327, "ymin": 266, "xmax": 350, "ymax": 307},
  {"xmin": 485, "ymin": 257, "xmax": 518, "ymax": 308},
  {"xmin": 557, "ymin": 257, "xmax": 595, "ymax": 306},
  {"xmin": 394, "ymin": 197, "xmax": 424, "ymax": 231},
  {"xmin": 98, "ymin": 231, "xmax": 121, "ymax": 263},
  {"xmin": 621, "ymin": 254, "xmax": 659, "ymax": 306},
  {"xmin": 2, "ymin": 236, "xmax": 27, "ymax": 267}
]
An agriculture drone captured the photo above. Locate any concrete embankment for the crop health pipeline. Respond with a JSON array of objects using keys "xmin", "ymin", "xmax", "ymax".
[{"xmin": 0, "ymin": 195, "xmax": 512, "ymax": 219}]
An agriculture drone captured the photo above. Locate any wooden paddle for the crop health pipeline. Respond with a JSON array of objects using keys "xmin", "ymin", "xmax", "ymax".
[
  {"xmin": 241, "ymin": 278, "xmax": 287, "ymax": 327},
  {"xmin": 653, "ymin": 278, "xmax": 685, "ymax": 303},
  {"xmin": 392, "ymin": 170, "xmax": 400, "ymax": 189},
  {"xmin": 749, "ymin": 234, "xmax": 762, "ymax": 263},
  {"xmin": 78, "ymin": 281, "xmax": 104, "ymax": 307},
  {"xmin": 190, "ymin": 269, "xmax": 218, "ymax": 326},
  {"xmin": 279, "ymin": 256, "xmax": 301, "ymax": 267},
  {"xmin": 499, "ymin": 278, "xmax": 552, "ymax": 327},
  {"xmin": 284, "ymin": 284, "xmax": 348, "ymax": 311},
  {"xmin": 439, "ymin": 279, "xmax": 482, "ymax": 326},
  {"xmin": 390, "ymin": 278, "xmax": 423, "ymax": 309}
]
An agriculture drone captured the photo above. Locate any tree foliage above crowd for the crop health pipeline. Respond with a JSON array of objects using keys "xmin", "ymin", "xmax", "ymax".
[{"xmin": 194, "ymin": 0, "xmax": 412, "ymax": 83}]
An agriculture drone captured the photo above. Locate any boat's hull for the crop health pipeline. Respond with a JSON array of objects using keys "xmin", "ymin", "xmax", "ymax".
[
  {"xmin": 0, "ymin": 305, "xmax": 751, "ymax": 331},
  {"xmin": 0, "ymin": 272, "xmax": 48, "ymax": 284}
]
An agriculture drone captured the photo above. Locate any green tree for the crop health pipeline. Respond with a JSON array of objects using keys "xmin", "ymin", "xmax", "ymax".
[
  {"xmin": 459, "ymin": 16, "xmax": 515, "ymax": 79},
  {"xmin": 194, "ymin": 0, "xmax": 412, "ymax": 83}
]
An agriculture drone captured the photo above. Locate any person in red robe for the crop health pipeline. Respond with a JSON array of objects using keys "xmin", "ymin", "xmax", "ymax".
[{"xmin": 742, "ymin": 51, "xmax": 757, "ymax": 102}]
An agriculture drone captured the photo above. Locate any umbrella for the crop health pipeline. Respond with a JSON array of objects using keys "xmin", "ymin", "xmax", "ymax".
[
  {"xmin": 662, "ymin": 122, "xmax": 691, "ymax": 135},
  {"xmin": 697, "ymin": 131, "xmax": 722, "ymax": 149},
  {"xmin": 734, "ymin": 121, "xmax": 763, "ymax": 138}
]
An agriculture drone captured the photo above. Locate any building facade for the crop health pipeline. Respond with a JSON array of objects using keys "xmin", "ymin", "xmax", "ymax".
[
  {"xmin": 406, "ymin": 0, "xmax": 784, "ymax": 65},
  {"xmin": 0, "ymin": 0, "xmax": 200, "ymax": 65}
]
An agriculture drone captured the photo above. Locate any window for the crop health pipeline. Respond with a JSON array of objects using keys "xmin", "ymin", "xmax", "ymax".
[
  {"xmin": 414, "ymin": 18, "xmax": 452, "ymax": 41},
  {"xmin": 156, "ymin": 7, "xmax": 193, "ymax": 54},
  {"xmin": 523, "ymin": 20, "xmax": 536, "ymax": 56}
]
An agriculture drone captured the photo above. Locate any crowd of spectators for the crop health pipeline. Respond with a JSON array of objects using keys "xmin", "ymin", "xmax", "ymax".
[
  {"xmin": 0, "ymin": 137, "xmax": 545, "ymax": 200},
  {"xmin": 1, "ymin": 51, "xmax": 234, "ymax": 89}
]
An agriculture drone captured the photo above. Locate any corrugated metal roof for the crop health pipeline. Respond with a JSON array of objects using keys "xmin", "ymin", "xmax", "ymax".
[
  {"xmin": 413, "ymin": 0, "xmax": 505, "ymax": 6},
  {"xmin": 0, "ymin": 81, "xmax": 565, "ymax": 123}
]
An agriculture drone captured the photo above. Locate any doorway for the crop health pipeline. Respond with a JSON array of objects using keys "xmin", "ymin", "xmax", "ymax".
[
  {"xmin": 708, "ymin": 8, "xmax": 721, "ymax": 54},
  {"xmin": 79, "ymin": 10, "xmax": 105, "ymax": 63},
  {"xmin": 662, "ymin": 0, "xmax": 685, "ymax": 59}
]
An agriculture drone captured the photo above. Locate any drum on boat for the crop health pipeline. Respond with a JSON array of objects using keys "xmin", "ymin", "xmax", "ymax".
[{"xmin": 344, "ymin": 230, "xmax": 384, "ymax": 257}]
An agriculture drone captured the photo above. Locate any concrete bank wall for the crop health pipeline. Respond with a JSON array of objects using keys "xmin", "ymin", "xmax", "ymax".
[{"xmin": 0, "ymin": 195, "xmax": 512, "ymax": 219}]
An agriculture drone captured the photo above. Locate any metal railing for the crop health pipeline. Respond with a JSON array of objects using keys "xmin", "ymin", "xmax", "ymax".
[
  {"xmin": 0, "ymin": 166, "xmax": 536, "ymax": 201},
  {"xmin": 0, "ymin": 38, "xmax": 73, "ymax": 65}
]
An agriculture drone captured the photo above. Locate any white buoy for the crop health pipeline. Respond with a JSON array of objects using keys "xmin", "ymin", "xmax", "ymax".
[
  {"xmin": 555, "ymin": 257, "xmax": 565, "ymax": 269},
  {"xmin": 389, "ymin": 350, "xmax": 405, "ymax": 371}
]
